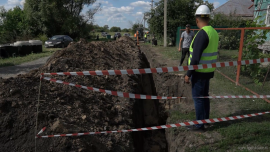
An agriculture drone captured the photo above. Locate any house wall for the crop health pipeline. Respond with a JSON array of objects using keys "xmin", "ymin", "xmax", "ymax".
[{"xmin": 254, "ymin": 0, "xmax": 270, "ymax": 42}]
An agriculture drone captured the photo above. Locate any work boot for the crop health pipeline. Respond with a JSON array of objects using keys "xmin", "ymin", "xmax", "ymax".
[
  {"xmin": 186, "ymin": 125, "xmax": 205, "ymax": 132},
  {"xmin": 204, "ymin": 122, "xmax": 214, "ymax": 128}
]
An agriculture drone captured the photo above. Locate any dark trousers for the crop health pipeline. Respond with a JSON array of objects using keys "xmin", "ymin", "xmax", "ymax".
[
  {"xmin": 179, "ymin": 48, "xmax": 190, "ymax": 66},
  {"xmin": 191, "ymin": 76, "xmax": 210, "ymax": 128}
]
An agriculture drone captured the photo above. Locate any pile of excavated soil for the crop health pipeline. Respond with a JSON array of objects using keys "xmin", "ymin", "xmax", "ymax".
[{"xmin": 0, "ymin": 37, "xmax": 167, "ymax": 152}]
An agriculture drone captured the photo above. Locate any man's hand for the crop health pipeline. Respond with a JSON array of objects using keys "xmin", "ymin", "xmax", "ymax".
[
  {"xmin": 184, "ymin": 75, "xmax": 190, "ymax": 84},
  {"xmin": 178, "ymin": 47, "xmax": 181, "ymax": 52}
]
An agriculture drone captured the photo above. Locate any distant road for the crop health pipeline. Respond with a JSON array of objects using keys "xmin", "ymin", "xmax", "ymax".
[{"xmin": 0, "ymin": 56, "xmax": 50, "ymax": 79}]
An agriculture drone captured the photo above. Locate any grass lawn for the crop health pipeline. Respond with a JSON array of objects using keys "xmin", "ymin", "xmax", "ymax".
[
  {"xmin": 143, "ymin": 43, "xmax": 270, "ymax": 151},
  {"xmin": 107, "ymin": 32, "xmax": 131, "ymax": 36},
  {"xmin": 0, "ymin": 46, "xmax": 58, "ymax": 68}
]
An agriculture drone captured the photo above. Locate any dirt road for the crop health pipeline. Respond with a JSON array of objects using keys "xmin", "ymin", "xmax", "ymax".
[{"xmin": 0, "ymin": 56, "xmax": 50, "ymax": 79}]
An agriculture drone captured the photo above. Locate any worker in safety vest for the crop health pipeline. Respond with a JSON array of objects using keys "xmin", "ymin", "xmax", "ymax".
[
  {"xmin": 144, "ymin": 33, "xmax": 147, "ymax": 42},
  {"xmin": 184, "ymin": 5, "xmax": 219, "ymax": 132}
]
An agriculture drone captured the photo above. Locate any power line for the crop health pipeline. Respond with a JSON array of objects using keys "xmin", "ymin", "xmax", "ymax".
[{"xmin": 164, "ymin": 0, "xmax": 167, "ymax": 47}]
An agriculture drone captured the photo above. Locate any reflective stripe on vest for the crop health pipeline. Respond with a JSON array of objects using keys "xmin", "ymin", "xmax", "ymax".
[
  {"xmin": 189, "ymin": 57, "xmax": 217, "ymax": 64},
  {"xmin": 188, "ymin": 26, "xmax": 219, "ymax": 73},
  {"xmin": 190, "ymin": 52, "xmax": 218, "ymax": 57}
]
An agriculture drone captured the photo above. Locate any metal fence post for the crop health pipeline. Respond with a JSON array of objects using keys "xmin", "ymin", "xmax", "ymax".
[{"xmin": 236, "ymin": 29, "xmax": 245, "ymax": 85}]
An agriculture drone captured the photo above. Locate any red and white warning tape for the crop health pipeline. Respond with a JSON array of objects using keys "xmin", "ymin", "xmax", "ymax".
[
  {"xmin": 42, "ymin": 77, "xmax": 182, "ymax": 99},
  {"xmin": 198, "ymin": 95, "xmax": 270, "ymax": 98},
  {"xmin": 40, "ymin": 58, "xmax": 270, "ymax": 76},
  {"xmin": 36, "ymin": 111, "xmax": 270, "ymax": 138},
  {"xmin": 42, "ymin": 77, "xmax": 270, "ymax": 99},
  {"xmin": 37, "ymin": 127, "xmax": 46, "ymax": 135}
]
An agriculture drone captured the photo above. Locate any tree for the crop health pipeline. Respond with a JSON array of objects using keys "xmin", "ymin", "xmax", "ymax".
[
  {"xmin": 122, "ymin": 28, "xmax": 130, "ymax": 32},
  {"xmin": 103, "ymin": 25, "xmax": 109, "ymax": 31},
  {"xmin": 24, "ymin": 0, "xmax": 101, "ymax": 38},
  {"xmin": 110, "ymin": 26, "xmax": 121, "ymax": 32},
  {"xmin": 241, "ymin": 18, "xmax": 270, "ymax": 84},
  {"xmin": 147, "ymin": 0, "xmax": 214, "ymax": 45},
  {"xmin": 128, "ymin": 20, "xmax": 143, "ymax": 34},
  {"xmin": 0, "ymin": 6, "xmax": 27, "ymax": 43},
  {"xmin": 210, "ymin": 12, "xmax": 248, "ymax": 50},
  {"xmin": 92, "ymin": 24, "xmax": 107, "ymax": 32}
]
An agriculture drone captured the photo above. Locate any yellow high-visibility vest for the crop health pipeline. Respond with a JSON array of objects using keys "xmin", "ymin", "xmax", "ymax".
[{"xmin": 189, "ymin": 26, "xmax": 219, "ymax": 73}]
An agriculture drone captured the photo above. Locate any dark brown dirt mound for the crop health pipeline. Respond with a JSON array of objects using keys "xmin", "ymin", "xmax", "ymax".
[{"xmin": 0, "ymin": 37, "xmax": 166, "ymax": 152}]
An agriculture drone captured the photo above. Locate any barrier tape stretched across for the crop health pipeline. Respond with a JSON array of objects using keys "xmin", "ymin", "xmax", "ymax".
[
  {"xmin": 42, "ymin": 77, "xmax": 270, "ymax": 99},
  {"xmin": 36, "ymin": 111, "xmax": 270, "ymax": 138},
  {"xmin": 37, "ymin": 127, "xmax": 46, "ymax": 135},
  {"xmin": 41, "ymin": 58, "xmax": 270, "ymax": 76}
]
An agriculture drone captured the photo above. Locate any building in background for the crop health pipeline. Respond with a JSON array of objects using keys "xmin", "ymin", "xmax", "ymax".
[
  {"xmin": 212, "ymin": 0, "xmax": 254, "ymax": 20},
  {"xmin": 251, "ymin": 0, "xmax": 270, "ymax": 53}
]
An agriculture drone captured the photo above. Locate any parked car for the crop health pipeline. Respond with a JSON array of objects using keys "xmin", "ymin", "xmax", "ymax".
[
  {"xmin": 101, "ymin": 32, "xmax": 108, "ymax": 37},
  {"xmin": 114, "ymin": 32, "xmax": 121, "ymax": 39},
  {"xmin": 124, "ymin": 33, "xmax": 130, "ymax": 37},
  {"xmin": 45, "ymin": 35, "xmax": 73, "ymax": 48}
]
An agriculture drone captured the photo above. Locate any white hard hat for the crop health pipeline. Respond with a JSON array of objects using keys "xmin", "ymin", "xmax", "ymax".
[{"xmin": 195, "ymin": 5, "xmax": 210, "ymax": 17}]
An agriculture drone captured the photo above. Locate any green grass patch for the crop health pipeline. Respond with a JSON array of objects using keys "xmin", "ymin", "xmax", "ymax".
[
  {"xmin": 159, "ymin": 47, "xmax": 181, "ymax": 60},
  {"xmin": 152, "ymin": 46, "xmax": 270, "ymax": 151},
  {"xmin": 106, "ymin": 32, "xmax": 129, "ymax": 37},
  {"xmin": 197, "ymin": 120, "xmax": 270, "ymax": 151},
  {"xmin": 215, "ymin": 49, "xmax": 270, "ymax": 95},
  {"xmin": 170, "ymin": 110, "xmax": 196, "ymax": 122},
  {"xmin": 197, "ymin": 49, "xmax": 270, "ymax": 151},
  {"xmin": 0, "ymin": 46, "xmax": 58, "ymax": 68},
  {"xmin": 142, "ymin": 44, "xmax": 180, "ymax": 60}
]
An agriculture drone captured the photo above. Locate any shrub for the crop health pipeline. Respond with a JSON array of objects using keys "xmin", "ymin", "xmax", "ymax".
[
  {"xmin": 241, "ymin": 17, "xmax": 270, "ymax": 85},
  {"xmin": 38, "ymin": 34, "xmax": 48, "ymax": 44}
]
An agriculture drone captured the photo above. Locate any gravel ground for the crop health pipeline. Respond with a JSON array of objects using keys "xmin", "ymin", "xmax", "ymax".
[{"xmin": 0, "ymin": 56, "xmax": 50, "ymax": 79}]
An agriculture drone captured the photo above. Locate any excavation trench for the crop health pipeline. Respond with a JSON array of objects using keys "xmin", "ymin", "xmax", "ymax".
[
  {"xmin": 132, "ymin": 51, "xmax": 168, "ymax": 152},
  {"xmin": 0, "ymin": 37, "xmax": 169, "ymax": 152},
  {"xmin": 140, "ymin": 45, "xmax": 194, "ymax": 152}
]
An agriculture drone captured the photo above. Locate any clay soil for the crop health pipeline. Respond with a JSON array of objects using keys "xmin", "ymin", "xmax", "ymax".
[
  {"xmin": 0, "ymin": 37, "xmax": 167, "ymax": 152},
  {"xmin": 0, "ymin": 37, "xmax": 222, "ymax": 152}
]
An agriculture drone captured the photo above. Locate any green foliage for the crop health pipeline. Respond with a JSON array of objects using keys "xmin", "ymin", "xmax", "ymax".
[
  {"xmin": 93, "ymin": 24, "xmax": 107, "ymax": 32},
  {"xmin": 24, "ymin": 0, "xmax": 100, "ymax": 38},
  {"xmin": 241, "ymin": 17, "xmax": 270, "ymax": 85},
  {"xmin": 110, "ymin": 26, "xmax": 121, "ymax": 32},
  {"xmin": 103, "ymin": 25, "xmax": 109, "ymax": 30},
  {"xmin": 210, "ymin": 13, "xmax": 248, "ymax": 50},
  {"xmin": 131, "ymin": 23, "xmax": 143, "ymax": 34},
  {"xmin": 0, "ymin": 6, "xmax": 27, "ymax": 43},
  {"xmin": 122, "ymin": 28, "xmax": 130, "ymax": 32},
  {"xmin": 147, "ymin": 0, "xmax": 214, "ymax": 45},
  {"xmin": 38, "ymin": 34, "xmax": 48, "ymax": 44}
]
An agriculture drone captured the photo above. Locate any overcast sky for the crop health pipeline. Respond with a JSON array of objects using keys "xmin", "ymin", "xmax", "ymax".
[{"xmin": 0, "ymin": 0, "xmax": 228, "ymax": 29}]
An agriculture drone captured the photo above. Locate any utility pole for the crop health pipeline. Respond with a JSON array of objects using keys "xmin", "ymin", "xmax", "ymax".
[
  {"xmin": 150, "ymin": 0, "xmax": 154, "ymax": 46},
  {"xmin": 164, "ymin": 0, "xmax": 167, "ymax": 47},
  {"xmin": 144, "ymin": 13, "xmax": 146, "ymax": 32},
  {"xmin": 151, "ymin": 0, "xmax": 154, "ymax": 10}
]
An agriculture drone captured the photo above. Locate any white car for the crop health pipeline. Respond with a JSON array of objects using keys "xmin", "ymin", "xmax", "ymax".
[{"xmin": 101, "ymin": 32, "xmax": 108, "ymax": 37}]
